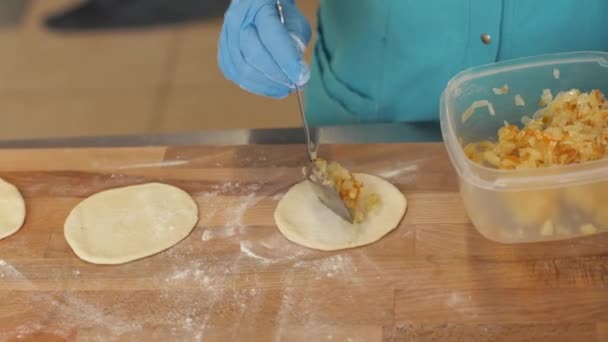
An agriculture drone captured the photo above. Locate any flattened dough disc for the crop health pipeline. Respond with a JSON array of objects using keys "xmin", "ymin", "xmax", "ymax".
[
  {"xmin": 64, "ymin": 182, "xmax": 198, "ymax": 265},
  {"xmin": 0, "ymin": 178, "xmax": 26, "ymax": 240},
  {"xmin": 274, "ymin": 174, "xmax": 407, "ymax": 251}
]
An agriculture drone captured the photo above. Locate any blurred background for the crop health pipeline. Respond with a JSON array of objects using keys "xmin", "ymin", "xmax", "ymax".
[{"xmin": 0, "ymin": 0, "xmax": 319, "ymax": 140}]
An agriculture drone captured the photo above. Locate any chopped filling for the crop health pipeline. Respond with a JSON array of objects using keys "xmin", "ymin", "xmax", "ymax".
[
  {"xmin": 464, "ymin": 89, "xmax": 608, "ymax": 169},
  {"xmin": 314, "ymin": 158, "xmax": 380, "ymax": 223},
  {"xmin": 461, "ymin": 100, "xmax": 496, "ymax": 123},
  {"xmin": 493, "ymin": 84, "xmax": 509, "ymax": 95}
]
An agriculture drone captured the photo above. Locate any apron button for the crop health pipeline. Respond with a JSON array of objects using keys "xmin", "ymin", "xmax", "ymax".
[{"xmin": 481, "ymin": 33, "xmax": 492, "ymax": 45}]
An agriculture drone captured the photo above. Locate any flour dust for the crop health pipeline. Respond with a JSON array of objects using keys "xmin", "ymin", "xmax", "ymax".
[{"xmin": 3, "ymin": 173, "xmax": 384, "ymax": 340}]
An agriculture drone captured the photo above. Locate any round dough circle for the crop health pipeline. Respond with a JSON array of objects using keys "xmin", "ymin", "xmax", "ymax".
[
  {"xmin": 274, "ymin": 174, "xmax": 407, "ymax": 251},
  {"xmin": 64, "ymin": 182, "xmax": 198, "ymax": 264},
  {"xmin": 0, "ymin": 178, "xmax": 26, "ymax": 240}
]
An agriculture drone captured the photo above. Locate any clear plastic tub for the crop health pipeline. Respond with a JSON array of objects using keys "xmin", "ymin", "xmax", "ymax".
[{"xmin": 440, "ymin": 51, "xmax": 608, "ymax": 243}]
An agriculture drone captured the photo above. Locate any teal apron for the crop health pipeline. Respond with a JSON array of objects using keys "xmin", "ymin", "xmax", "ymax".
[{"xmin": 305, "ymin": 0, "xmax": 608, "ymax": 138}]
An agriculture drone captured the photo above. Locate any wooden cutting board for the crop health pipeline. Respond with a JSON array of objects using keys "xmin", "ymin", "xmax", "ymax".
[{"xmin": 0, "ymin": 143, "xmax": 607, "ymax": 341}]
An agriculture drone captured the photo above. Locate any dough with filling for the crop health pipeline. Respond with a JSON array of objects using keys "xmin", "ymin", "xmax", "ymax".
[
  {"xmin": 64, "ymin": 182, "xmax": 198, "ymax": 264},
  {"xmin": 274, "ymin": 174, "xmax": 407, "ymax": 251},
  {"xmin": 0, "ymin": 178, "xmax": 26, "ymax": 240}
]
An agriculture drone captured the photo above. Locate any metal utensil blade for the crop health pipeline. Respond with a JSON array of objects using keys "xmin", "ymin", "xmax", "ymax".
[
  {"xmin": 277, "ymin": 0, "xmax": 353, "ymax": 224},
  {"xmin": 305, "ymin": 166, "xmax": 353, "ymax": 222}
]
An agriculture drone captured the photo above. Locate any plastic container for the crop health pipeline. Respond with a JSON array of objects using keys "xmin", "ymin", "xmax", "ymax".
[{"xmin": 440, "ymin": 51, "xmax": 608, "ymax": 243}]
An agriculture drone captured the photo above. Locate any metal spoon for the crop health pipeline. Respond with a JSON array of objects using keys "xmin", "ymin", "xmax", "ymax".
[{"xmin": 276, "ymin": 0, "xmax": 354, "ymax": 223}]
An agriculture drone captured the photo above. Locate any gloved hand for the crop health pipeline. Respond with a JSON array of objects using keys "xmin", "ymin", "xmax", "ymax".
[{"xmin": 218, "ymin": 0, "xmax": 312, "ymax": 98}]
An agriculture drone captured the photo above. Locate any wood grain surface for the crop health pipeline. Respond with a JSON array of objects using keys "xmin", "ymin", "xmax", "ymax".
[{"xmin": 0, "ymin": 143, "xmax": 607, "ymax": 342}]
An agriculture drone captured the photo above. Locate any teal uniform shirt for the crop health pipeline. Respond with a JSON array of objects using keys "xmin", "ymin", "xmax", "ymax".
[{"xmin": 305, "ymin": 0, "xmax": 608, "ymax": 131}]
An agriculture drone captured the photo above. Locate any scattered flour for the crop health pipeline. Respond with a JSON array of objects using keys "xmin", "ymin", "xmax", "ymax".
[
  {"xmin": 240, "ymin": 240, "xmax": 273, "ymax": 264},
  {"xmin": 210, "ymin": 182, "xmax": 262, "ymax": 194},
  {"xmin": 446, "ymin": 291, "xmax": 479, "ymax": 319},
  {"xmin": 168, "ymin": 269, "xmax": 191, "ymax": 281},
  {"xmin": 0, "ymin": 259, "xmax": 27, "ymax": 281},
  {"xmin": 377, "ymin": 162, "xmax": 420, "ymax": 179},
  {"xmin": 238, "ymin": 234, "xmax": 314, "ymax": 266},
  {"xmin": 201, "ymin": 226, "xmax": 250, "ymax": 242},
  {"xmin": 3, "ymin": 175, "xmax": 385, "ymax": 339},
  {"xmin": 271, "ymin": 252, "xmax": 368, "ymax": 341},
  {"xmin": 198, "ymin": 181, "xmax": 267, "ymax": 242},
  {"xmin": 227, "ymin": 193, "xmax": 257, "ymax": 228},
  {"xmin": 197, "ymin": 190, "xmax": 221, "ymax": 227},
  {"xmin": 0, "ymin": 260, "xmax": 144, "ymax": 340},
  {"xmin": 297, "ymin": 254, "xmax": 359, "ymax": 279}
]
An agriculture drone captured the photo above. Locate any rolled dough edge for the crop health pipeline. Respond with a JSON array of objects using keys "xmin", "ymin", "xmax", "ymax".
[
  {"xmin": 0, "ymin": 179, "xmax": 26, "ymax": 241},
  {"xmin": 64, "ymin": 183, "xmax": 199, "ymax": 265},
  {"xmin": 274, "ymin": 174, "xmax": 407, "ymax": 251}
]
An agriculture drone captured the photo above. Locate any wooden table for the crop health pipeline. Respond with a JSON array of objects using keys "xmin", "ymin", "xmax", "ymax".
[{"xmin": 0, "ymin": 143, "xmax": 607, "ymax": 341}]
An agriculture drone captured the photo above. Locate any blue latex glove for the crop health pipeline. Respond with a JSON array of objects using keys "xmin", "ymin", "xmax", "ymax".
[{"xmin": 218, "ymin": 0, "xmax": 312, "ymax": 98}]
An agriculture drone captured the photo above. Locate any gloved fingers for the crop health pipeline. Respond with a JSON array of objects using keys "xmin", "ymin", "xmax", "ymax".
[
  {"xmin": 218, "ymin": 0, "xmax": 306, "ymax": 97},
  {"xmin": 219, "ymin": 29, "xmax": 292, "ymax": 98},
  {"xmin": 254, "ymin": 1, "xmax": 311, "ymax": 86},
  {"xmin": 282, "ymin": 1, "xmax": 312, "ymax": 50},
  {"xmin": 223, "ymin": 0, "xmax": 253, "ymax": 21},
  {"xmin": 220, "ymin": 53, "xmax": 292, "ymax": 98},
  {"xmin": 240, "ymin": 25, "xmax": 294, "ymax": 88}
]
